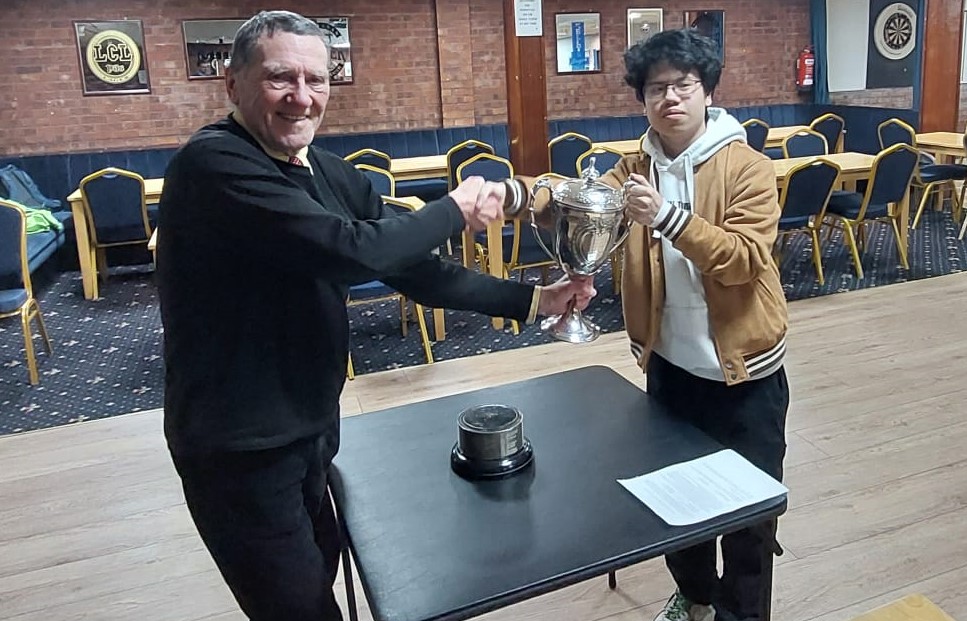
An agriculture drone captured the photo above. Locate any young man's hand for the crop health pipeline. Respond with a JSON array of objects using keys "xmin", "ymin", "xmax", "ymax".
[
  {"xmin": 537, "ymin": 275, "xmax": 597, "ymax": 316},
  {"xmin": 624, "ymin": 173, "xmax": 665, "ymax": 227}
]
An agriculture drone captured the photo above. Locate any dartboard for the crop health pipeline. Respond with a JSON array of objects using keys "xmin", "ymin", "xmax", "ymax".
[{"xmin": 873, "ymin": 3, "xmax": 917, "ymax": 61}]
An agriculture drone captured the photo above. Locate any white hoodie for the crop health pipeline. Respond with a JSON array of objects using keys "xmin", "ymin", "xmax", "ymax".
[{"xmin": 643, "ymin": 107, "xmax": 748, "ymax": 381}]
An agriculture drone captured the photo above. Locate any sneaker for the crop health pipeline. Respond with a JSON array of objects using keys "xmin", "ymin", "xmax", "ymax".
[{"xmin": 653, "ymin": 591, "xmax": 715, "ymax": 621}]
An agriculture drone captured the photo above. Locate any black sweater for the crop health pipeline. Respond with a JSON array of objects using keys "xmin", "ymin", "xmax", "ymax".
[{"xmin": 158, "ymin": 117, "xmax": 534, "ymax": 458}]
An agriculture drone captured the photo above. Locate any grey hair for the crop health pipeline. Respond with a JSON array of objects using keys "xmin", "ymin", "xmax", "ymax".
[{"xmin": 230, "ymin": 10, "xmax": 328, "ymax": 72}]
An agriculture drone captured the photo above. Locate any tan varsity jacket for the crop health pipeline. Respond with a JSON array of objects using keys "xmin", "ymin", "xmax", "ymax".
[{"xmin": 517, "ymin": 141, "xmax": 787, "ymax": 385}]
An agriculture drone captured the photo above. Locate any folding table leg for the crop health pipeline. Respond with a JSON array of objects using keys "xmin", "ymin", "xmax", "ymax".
[
  {"xmin": 342, "ymin": 546, "xmax": 360, "ymax": 621},
  {"xmin": 760, "ymin": 518, "xmax": 780, "ymax": 621},
  {"xmin": 608, "ymin": 570, "xmax": 617, "ymax": 589}
]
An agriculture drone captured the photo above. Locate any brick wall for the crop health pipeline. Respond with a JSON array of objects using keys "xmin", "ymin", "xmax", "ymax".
[
  {"xmin": 831, "ymin": 87, "xmax": 913, "ymax": 109},
  {"xmin": 0, "ymin": 0, "xmax": 929, "ymax": 157},
  {"xmin": 542, "ymin": 0, "xmax": 814, "ymax": 120},
  {"xmin": 0, "ymin": 0, "xmax": 445, "ymax": 156}
]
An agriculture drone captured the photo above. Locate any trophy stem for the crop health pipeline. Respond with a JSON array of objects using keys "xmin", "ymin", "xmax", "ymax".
[{"xmin": 541, "ymin": 307, "xmax": 601, "ymax": 343}]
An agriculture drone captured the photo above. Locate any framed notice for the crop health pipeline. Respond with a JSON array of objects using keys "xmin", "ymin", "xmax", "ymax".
[
  {"xmin": 310, "ymin": 17, "xmax": 353, "ymax": 85},
  {"xmin": 627, "ymin": 9, "xmax": 663, "ymax": 48},
  {"xmin": 555, "ymin": 12, "xmax": 602, "ymax": 74},
  {"xmin": 73, "ymin": 20, "xmax": 151, "ymax": 95}
]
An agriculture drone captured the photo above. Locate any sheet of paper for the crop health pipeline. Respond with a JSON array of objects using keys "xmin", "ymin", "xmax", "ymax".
[{"xmin": 617, "ymin": 449, "xmax": 788, "ymax": 526}]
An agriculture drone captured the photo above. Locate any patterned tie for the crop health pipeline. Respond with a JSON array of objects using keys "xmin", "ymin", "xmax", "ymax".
[{"xmin": 288, "ymin": 155, "xmax": 302, "ymax": 166}]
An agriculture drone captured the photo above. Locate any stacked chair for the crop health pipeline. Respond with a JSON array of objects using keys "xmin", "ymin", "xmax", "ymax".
[{"xmin": 877, "ymin": 118, "xmax": 967, "ymax": 229}]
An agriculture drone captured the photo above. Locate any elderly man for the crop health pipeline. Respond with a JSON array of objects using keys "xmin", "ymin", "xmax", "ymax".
[{"xmin": 157, "ymin": 10, "xmax": 594, "ymax": 621}]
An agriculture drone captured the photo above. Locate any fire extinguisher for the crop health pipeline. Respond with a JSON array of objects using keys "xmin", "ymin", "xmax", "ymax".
[{"xmin": 796, "ymin": 45, "xmax": 815, "ymax": 91}]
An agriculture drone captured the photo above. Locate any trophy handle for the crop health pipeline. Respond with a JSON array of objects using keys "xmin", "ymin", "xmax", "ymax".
[{"xmin": 529, "ymin": 178, "xmax": 556, "ymax": 260}]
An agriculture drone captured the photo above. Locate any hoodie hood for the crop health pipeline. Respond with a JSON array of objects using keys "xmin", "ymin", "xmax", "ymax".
[{"xmin": 642, "ymin": 106, "xmax": 747, "ymax": 171}]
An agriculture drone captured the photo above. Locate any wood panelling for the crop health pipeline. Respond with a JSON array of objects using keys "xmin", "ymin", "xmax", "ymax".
[
  {"xmin": 919, "ymin": 0, "xmax": 964, "ymax": 132},
  {"xmin": 503, "ymin": 0, "xmax": 549, "ymax": 176}
]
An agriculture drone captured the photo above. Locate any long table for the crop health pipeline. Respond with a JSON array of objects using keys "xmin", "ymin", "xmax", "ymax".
[{"xmin": 916, "ymin": 132, "xmax": 964, "ymax": 161}]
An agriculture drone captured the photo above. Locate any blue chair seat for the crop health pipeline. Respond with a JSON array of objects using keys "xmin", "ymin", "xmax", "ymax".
[
  {"xmin": 826, "ymin": 191, "xmax": 890, "ymax": 220},
  {"xmin": 396, "ymin": 179, "xmax": 448, "ymax": 202},
  {"xmin": 764, "ymin": 147, "xmax": 784, "ymax": 160},
  {"xmin": 920, "ymin": 164, "xmax": 967, "ymax": 183},
  {"xmin": 0, "ymin": 288, "xmax": 27, "ymax": 313},
  {"xmin": 777, "ymin": 215, "xmax": 812, "ymax": 230}
]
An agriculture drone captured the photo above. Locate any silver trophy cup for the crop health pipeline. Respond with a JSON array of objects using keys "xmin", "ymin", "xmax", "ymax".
[{"xmin": 529, "ymin": 158, "xmax": 630, "ymax": 343}]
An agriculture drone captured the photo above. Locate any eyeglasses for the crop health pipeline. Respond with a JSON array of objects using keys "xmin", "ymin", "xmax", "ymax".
[{"xmin": 642, "ymin": 78, "xmax": 703, "ymax": 102}]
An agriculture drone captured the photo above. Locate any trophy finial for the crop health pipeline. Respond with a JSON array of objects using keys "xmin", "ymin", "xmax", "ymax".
[{"xmin": 581, "ymin": 156, "xmax": 601, "ymax": 182}]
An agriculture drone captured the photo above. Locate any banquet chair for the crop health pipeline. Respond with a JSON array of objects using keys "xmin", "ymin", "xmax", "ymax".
[
  {"xmin": 548, "ymin": 132, "xmax": 593, "ymax": 177},
  {"xmin": 0, "ymin": 199, "xmax": 53, "ymax": 385},
  {"xmin": 576, "ymin": 146, "xmax": 624, "ymax": 176},
  {"xmin": 446, "ymin": 140, "xmax": 495, "ymax": 192},
  {"xmin": 741, "ymin": 118, "xmax": 770, "ymax": 153},
  {"xmin": 77, "ymin": 167, "xmax": 154, "ymax": 299},
  {"xmin": 781, "ymin": 129, "xmax": 828, "ymax": 159},
  {"xmin": 773, "ymin": 159, "xmax": 841, "ymax": 285},
  {"xmin": 877, "ymin": 118, "xmax": 967, "ymax": 229},
  {"xmin": 824, "ymin": 143, "xmax": 918, "ymax": 279},
  {"xmin": 809, "ymin": 112, "xmax": 845, "ymax": 154},
  {"xmin": 356, "ymin": 163, "xmax": 396, "ymax": 198},
  {"xmin": 345, "ymin": 148, "xmax": 392, "ymax": 171}
]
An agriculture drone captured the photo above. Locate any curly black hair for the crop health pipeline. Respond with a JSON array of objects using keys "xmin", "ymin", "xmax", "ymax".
[{"xmin": 624, "ymin": 28, "xmax": 722, "ymax": 103}]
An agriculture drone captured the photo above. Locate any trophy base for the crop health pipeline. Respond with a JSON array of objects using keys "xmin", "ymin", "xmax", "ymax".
[{"xmin": 541, "ymin": 310, "xmax": 601, "ymax": 343}]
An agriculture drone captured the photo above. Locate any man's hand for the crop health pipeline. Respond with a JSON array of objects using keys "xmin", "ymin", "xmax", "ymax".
[
  {"xmin": 624, "ymin": 172, "xmax": 664, "ymax": 228},
  {"xmin": 537, "ymin": 275, "xmax": 597, "ymax": 317},
  {"xmin": 449, "ymin": 177, "xmax": 505, "ymax": 232}
]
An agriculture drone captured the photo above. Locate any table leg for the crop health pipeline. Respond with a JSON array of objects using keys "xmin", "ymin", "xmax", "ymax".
[
  {"xmin": 608, "ymin": 570, "xmax": 617, "ymax": 590},
  {"xmin": 341, "ymin": 546, "xmax": 360, "ymax": 621},
  {"xmin": 487, "ymin": 220, "xmax": 505, "ymax": 330},
  {"xmin": 69, "ymin": 198, "xmax": 97, "ymax": 300},
  {"xmin": 760, "ymin": 518, "xmax": 779, "ymax": 621},
  {"xmin": 432, "ymin": 308, "xmax": 446, "ymax": 341}
]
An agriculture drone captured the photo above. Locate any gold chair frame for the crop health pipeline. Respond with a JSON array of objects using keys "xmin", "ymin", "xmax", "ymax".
[
  {"xmin": 355, "ymin": 163, "xmax": 396, "ymax": 197},
  {"xmin": 828, "ymin": 143, "xmax": 917, "ymax": 279},
  {"xmin": 772, "ymin": 159, "xmax": 841, "ymax": 285},
  {"xmin": 547, "ymin": 132, "xmax": 592, "ymax": 175},
  {"xmin": 809, "ymin": 112, "xmax": 845, "ymax": 153},
  {"xmin": 77, "ymin": 167, "xmax": 153, "ymax": 299},
  {"xmin": 344, "ymin": 148, "xmax": 392, "ymax": 170},
  {"xmin": 878, "ymin": 118, "xmax": 964, "ymax": 230},
  {"xmin": 0, "ymin": 199, "xmax": 53, "ymax": 385},
  {"xmin": 445, "ymin": 139, "xmax": 495, "ymax": 191},
  {"xmin": 575, "ymin": 146, "xmax": 626, "ymax": 176}
]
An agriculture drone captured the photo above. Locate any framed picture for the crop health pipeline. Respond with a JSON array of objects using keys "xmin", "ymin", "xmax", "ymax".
[
  {"xmin": 627, "ymin": 9, "xmax": 663, "ymax": 48},
  {"xmin": 310, "ymin": 17, "xmax": 353, "ymax": 85},
  {"xmin": 182, "ymin": 19, "xmax": 245, "ymax": 80},
  {"xmin": 554, "ymin": 12, "xmax": 601, "ymax": 74},
  {"xmin": 684, "ymin": 10, "xmax": 725, "ymax": 62},
  {"xmin": 73, "ymin": 20, "xmax": 150, "ymax": 95}
]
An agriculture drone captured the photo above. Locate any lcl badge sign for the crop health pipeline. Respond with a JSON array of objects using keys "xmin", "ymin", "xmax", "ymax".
[{"xmin": 74, "ymin": 21, "xmax": 151, "ymax": 95}]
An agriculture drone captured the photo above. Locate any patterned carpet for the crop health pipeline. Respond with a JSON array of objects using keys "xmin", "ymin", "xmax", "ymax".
[{"xmin": 0, "ymin": 208, "xmax": 963, "ymax": 436}]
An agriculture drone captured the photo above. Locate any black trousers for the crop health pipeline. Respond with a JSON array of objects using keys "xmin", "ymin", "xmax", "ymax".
[
  {"xmin": 172, "ymin": 435, "xmax": 343, "ymax": 621},
  {"xmin": 646, "ymin": 353, "xmax": 789, "ymax": 621}
]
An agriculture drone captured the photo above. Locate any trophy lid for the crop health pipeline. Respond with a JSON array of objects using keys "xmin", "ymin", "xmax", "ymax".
[{"xmin": 552, "ymin": 156, "xmax": 625, "ymax": 213}]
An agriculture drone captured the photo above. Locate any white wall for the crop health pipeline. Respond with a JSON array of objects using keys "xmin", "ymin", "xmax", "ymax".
[{"xmin": 826, "ymin": 0, "xmax": 870, "ymax": 92}]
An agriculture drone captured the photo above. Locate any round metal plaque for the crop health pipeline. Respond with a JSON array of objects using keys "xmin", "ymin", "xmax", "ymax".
[{"xmin": 450, "ymin": 404, "xmax": 534, "ymax": 479}]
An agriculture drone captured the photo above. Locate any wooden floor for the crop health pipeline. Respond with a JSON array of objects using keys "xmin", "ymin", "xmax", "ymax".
[{"xmin": 3, "ymin": 272, "xmax": 967, "ymax": 621}]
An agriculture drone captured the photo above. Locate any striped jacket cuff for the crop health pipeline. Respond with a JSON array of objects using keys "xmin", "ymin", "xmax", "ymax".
[
  {"xmin": 504, "ymin": 178, "xmax": 527, "ymax": 216},
  {"xmin": 745, "ymin": 337, "xmax": 786, "ymax": 380},
  {"xmin": 652, "ymin": 201, "xmax": 691, "ymax": 241}
]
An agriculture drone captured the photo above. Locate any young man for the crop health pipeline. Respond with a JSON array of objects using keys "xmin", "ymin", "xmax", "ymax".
[
  {"xmin": 504, "ymin": 29, "xmax": 788, "ymax": 621},
  {"xmin": 157, "ymin": 11, "xmax": 594, "ymax": 621}
]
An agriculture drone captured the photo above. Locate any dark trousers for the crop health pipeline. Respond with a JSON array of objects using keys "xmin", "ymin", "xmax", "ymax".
[
  {"xmin": 646, "ymin": 353, "xmax": 789, "ymax": 621},
  {"xmin": 172, "ymin": 435, "xmax": 343, "ymax": 621}
]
